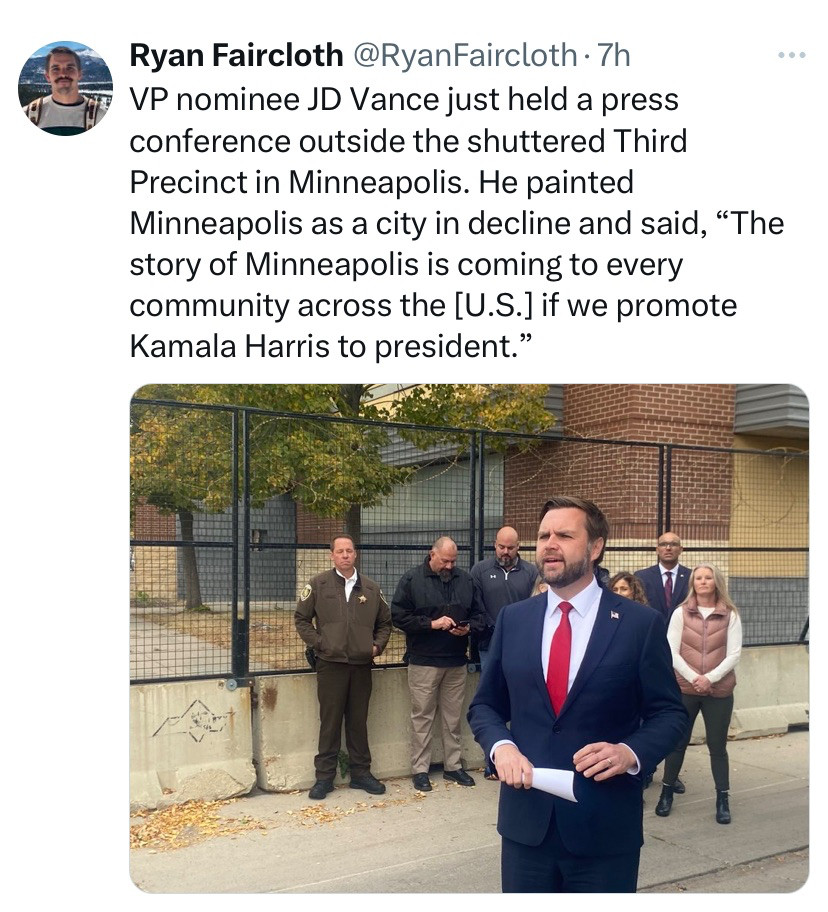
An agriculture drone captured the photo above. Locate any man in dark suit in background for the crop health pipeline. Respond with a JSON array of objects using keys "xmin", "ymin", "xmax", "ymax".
[
  {"xmin": 468, "ymin": 497, "xmax": 686, "ymax": 892},
  {"xmin": 635, "ymin": 532, "xmax": 691, "ymax": 624},
  {"xmin": 635, "ymin": 532, "xmax": 692, "ymax": 793}
]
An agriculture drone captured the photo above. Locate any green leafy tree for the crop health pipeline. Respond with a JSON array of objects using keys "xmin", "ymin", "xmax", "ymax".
[{"xmin": 131, "ymin": 384, "xmax": 553, "ymax": 608}]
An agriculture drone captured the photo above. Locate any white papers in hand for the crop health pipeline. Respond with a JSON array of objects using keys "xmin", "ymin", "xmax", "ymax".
[{"xmin": 530, "ymin": 768, "xmax": 577, "ymax": 802}]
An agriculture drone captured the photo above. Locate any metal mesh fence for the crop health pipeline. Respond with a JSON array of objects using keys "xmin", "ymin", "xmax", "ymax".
[
  {"xmin": 130, "ymin": 400, "xmax": 808, "ymax": 683},
  {"xmin": 130, "ymin": 402, "xmax": 240, "ymax": 681},
  {"xmin": 667, "ymin": 445, "xmax": 808, "ymax": 646}
]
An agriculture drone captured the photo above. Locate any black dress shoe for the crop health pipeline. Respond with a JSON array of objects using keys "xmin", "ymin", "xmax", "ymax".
[
  {"xmin": 350, "ymin": 773, "xmax": 386, "ymax": 795},
  {"xmin": 673, "ymin": 777, "xmax": 686, "ymax": 794},
  {"xmin": 308, "ymin": 779, "xmax": 334, "ymax": 800},
  {"xmin": 412, "ymin": 773, "xmax": 432, "ymax": 791},
  {"xmin": 443, "ymin": 769, "xmax": 476, "ymax": 787}
]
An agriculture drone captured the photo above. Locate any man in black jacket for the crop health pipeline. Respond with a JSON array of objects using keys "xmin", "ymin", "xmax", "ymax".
[
  {"xmin": 471, "ymin": 526, "xmax": 539, "ymax": 778},
  {"xmin": 391, "ymin": 536, "xmax": 486, "ymax": 791},
  {"xmin": 471, "ymin": 526, "xmax": 539, "ymax": 671}
]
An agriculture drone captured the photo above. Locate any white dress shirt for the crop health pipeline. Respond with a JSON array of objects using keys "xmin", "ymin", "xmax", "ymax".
[
  {"xmin": 336, "ymin": 567, "xmax": 358, "ymax": 601},
  {"xmin": 490, "ymin": 577, "xmax": 640, "ymax": 773},
  {"xmin": 659, "ymin": 564, "xmax": 678, "ymax": 587},
  {"xmin": 541, "ymin": 577, "xmax": 602, "ymax": 684}
]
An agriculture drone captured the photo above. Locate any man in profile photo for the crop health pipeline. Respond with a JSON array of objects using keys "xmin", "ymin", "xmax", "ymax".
[{"xmin": 23, "ymin": 46, "xmax": 107, "ymax": 135}]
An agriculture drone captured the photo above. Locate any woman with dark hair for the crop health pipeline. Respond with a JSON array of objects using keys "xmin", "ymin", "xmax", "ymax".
[
  {"xmin": 609, "ymin": 571, "xmax": 649, "ymax": 605},
  {"xmin": 655, "ymin": 563, "xmax": 742, "ymax": 824}
]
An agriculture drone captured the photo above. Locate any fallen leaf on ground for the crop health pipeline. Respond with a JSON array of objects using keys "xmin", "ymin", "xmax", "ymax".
[{"xmin": 130, "ymin": 799, "xmax": 265, "ymax": 851}]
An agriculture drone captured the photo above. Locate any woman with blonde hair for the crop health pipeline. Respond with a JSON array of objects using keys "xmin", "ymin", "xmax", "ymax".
[
  {"xmin": 655, "ymin": 563, "xmax": 742, "ymax": 824},
  {"xmin": 530, "ymin": 576, "xmax": 548, "ymax": 597}
]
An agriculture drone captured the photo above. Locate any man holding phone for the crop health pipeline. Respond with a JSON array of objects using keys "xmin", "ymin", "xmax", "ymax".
[{"xmin": 391, "ymin": 536, "xmax": 486, "ymax": 791}]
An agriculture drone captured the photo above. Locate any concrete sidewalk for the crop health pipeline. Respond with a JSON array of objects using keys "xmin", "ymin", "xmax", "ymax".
[{"xmin": 130, "ymin": 729, "xmax": 809, "ymax": 893}]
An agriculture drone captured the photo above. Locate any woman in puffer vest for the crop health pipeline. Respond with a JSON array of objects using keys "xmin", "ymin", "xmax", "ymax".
[{"xmin": 655, "ymin": 563, "xmax": 742, "ymax": 824}]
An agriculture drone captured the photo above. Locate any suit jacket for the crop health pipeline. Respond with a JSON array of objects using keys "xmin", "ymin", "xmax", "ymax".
[
  {"xmin": 635, "ymin": 564, "xmax": 691, "ymax": 622},
  {"xmin": 467, "ymin": 589, "xmax": 687, "ymax": 857}
]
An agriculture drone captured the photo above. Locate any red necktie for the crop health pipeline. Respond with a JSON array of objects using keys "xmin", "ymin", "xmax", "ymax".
[
  {"xmin": 664, "ymin": 571, "xmax": 673, "ymax": 611},
  {"xmin": 546, "ymin": 601, "xmax": 573, "ymax": 714}
]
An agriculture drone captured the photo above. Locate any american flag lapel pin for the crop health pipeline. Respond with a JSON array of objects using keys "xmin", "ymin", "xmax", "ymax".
[{"xmin": 611, "ymin": 610, "xmax": 620, "ymax": 619}]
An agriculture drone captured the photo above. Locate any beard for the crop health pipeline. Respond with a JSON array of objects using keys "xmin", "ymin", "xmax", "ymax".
[
  {"xmin": 537, "ymin": 550, "xmax": 593, "ymax": 589},
  {"xmin": 496, "ymin": 554, "xmax": 517, "ymax": 569},
  {"xmin": 438, "ymin": 568, "xmax": 453, "ymax": 582}
]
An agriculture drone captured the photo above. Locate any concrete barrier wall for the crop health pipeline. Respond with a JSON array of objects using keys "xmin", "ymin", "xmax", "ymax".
[
  {"xmin": 130, "ymin": 680, "xmax": 256, "ymax": 812},
  {"xmin": 706, "ymin": 643, "xmax": 808, "ymax": 740},
  {"xmin": 253, "ymin": 669, "xmax": 484, "ymax": 792},
  {"xmin": 130, "ymin": 644, "xmax": 808, "ymax": 807}
]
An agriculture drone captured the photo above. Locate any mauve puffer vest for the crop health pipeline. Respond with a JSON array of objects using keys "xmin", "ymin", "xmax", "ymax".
[{"xmin": 676, "ymin": 603, "xmax": 736, "ymax": 697}]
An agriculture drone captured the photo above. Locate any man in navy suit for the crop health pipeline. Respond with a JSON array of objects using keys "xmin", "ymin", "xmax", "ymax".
[
  {"xmin": 635, "ymin": 533, "xmax": 691, "ymax": 624},
  {"xmin": 634, "ymin": 532, "xmax": 691, "ymax": 793},
  {"xmin": 468, "ymin": 496, "xmax": 686, "ymax": 893}
]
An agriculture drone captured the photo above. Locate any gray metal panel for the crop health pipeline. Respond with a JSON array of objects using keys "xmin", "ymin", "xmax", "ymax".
[
  {"xmin": 734, "ymin": 385, "xmax": 809, "ymax": 438},
  {"xmin": 544, "ymin": 385, "xmax": 565, "ymax": 428},
  {"xmin": 729, "ymin": 577, "xmax": 808, "ymax": 645},
  {"xmin": 379, "ymin": 427, "xmax": 465, "ymax": 467},
  {"xmin": 177, "ymin": 494, "xmax": 296, "ymax": 602}
]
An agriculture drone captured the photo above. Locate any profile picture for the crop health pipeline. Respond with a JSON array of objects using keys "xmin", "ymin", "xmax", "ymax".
[{"xmin": 19, "ymin": 41, "xmax": 112, "ymax": 136}]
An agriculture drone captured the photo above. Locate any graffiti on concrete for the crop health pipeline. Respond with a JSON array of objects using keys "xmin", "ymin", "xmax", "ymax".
[{"xmin": 152, "ymin": 699, "xmax": 231, "ymax": 743}]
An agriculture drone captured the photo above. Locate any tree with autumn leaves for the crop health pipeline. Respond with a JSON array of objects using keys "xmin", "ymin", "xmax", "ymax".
[{"xmin": 130, "ymin": 384, "xmax": 553, "ymax": 609}]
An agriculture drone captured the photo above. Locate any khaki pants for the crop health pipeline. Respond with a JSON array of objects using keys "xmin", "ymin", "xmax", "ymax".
[{"xmin": 407, "ymin": 663, "xmax": 467, "ymax": 774}]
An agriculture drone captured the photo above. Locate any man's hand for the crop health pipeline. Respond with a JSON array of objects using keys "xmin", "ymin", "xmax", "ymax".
[
  {"xmin": 573, "ymin": 742, "xmax": 636, "ymax": 781},
  {"xmin": 431, "ymin": 616, "xmax": 456, "ymax": 631},
  {"xmin": 372, "ymin": 645, "xmax": 380, "ymax": 657},
  {"xmin": 693, "ymin": 674, "xmax": 712, "ymax": 695},
  {"xmin": 493, "ymin": 743, "xmax": 534, "ymax": 789},
  {"xmin": 448, "ymin": 622, "xmax": 470, "ymax": 637}
]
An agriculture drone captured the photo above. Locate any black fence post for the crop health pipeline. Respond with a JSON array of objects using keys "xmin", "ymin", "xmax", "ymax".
[
  {"xmin": 468, "ymin": 431, "xmax": 477, "ymax": 571},
  {"xmin": 233, "ymin": 408, "xmax": 250, "ymax": 679},
  {"xmin": 476, "ymin": 431, "xmax": 486, "ymax": 566},
  {"xmin": 656, "ymin": 444, "xmax": 665, "ymax": 535}
]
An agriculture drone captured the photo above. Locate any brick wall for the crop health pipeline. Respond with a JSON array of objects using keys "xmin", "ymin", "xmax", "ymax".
[
  {"xmin": 503, "ymin": 385, "xmax": 736, "ymax": 541},
  {"xmin": 562, "ymin": 384, "xmax": 735, "ymax": 446},
  {"xmin": 133, "ymin": 500, "xmax": 176, "ymax": 539},
  {"xmin": 295, "ymin": 505, "xmax": 343, "ymax": 545}
]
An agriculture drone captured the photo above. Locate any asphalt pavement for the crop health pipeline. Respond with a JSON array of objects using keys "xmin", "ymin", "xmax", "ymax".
[{"xmin": 130, "ymin": 729, "xmax": 809, "ymax": 894}]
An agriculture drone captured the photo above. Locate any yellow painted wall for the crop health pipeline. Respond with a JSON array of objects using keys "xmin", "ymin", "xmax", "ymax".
[{"xmin": 730, "ymin": 435, "xmax": 808, "ymax": 576}]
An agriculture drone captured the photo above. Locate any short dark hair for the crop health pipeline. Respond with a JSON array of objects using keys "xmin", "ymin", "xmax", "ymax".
[
  {"xmin": 330, "ymin": 533, "xmax": 355, "ymax": 551},
  {"xmin": 539, "ymin": 496, "xmax": 609, "ymax": 566},
  {"xmin": 45, "ymin": 46, "xmax": 82, "ymax": 72}
]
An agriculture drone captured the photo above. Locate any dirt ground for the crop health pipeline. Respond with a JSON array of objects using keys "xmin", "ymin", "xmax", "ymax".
[{"xmin": 149, "ymin": 609, "xmax": 408, "ymax": 671}]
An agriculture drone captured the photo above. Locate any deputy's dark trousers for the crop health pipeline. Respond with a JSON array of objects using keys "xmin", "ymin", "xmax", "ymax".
[{"xmin": 314, "ymin": 657, "xmax": 373, "ymax": 780}]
